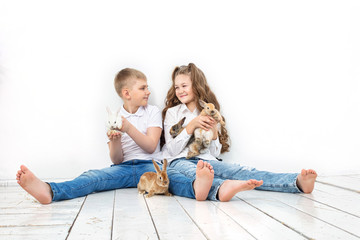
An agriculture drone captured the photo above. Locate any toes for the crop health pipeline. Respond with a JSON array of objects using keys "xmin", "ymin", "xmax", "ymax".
[
  {"xmin": 196, "ymin": 160, "xmax": 204, "ymax": 169},
  {"xmin": 20, "ymin": 165, "xmax": 29, "ymax": 173}
]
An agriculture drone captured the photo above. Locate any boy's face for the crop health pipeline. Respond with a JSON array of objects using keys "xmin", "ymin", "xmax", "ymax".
[
  {"xmin": 174, "ymin": 74, "xmax": 195, "ymax": 105},
  {"xmin": 127, "ymin": 78, "xmax": 150, "ymax": 106}
]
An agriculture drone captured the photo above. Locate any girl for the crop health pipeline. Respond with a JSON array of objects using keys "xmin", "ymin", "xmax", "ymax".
[{"xmin": 162, "ymin": 63, "xmax": 317, "ymax": 202}]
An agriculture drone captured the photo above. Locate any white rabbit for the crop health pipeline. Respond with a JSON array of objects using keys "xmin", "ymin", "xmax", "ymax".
[{"xmin": 106, "ymin": 106, "xmax": 123, "ymax": 135}]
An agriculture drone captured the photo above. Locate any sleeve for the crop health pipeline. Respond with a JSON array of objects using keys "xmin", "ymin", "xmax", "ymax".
[
  {"xmin": 163, "ymin": 110, "xmax": 191, "ymax": 157},
  {"xmin": 147, "ymin": 106, "xmax": 162, "ymax": 129},
  {"xmin": 209, "ymin": 137, "xmax": 222, "ymax": 157}
]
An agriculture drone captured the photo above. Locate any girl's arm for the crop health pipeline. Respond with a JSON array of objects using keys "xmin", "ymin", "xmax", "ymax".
[
  {"xmin": 121, "ymin": 117, "xmax": 162, "ymax": 154},
  {"xmin": 164, "ymin": 111, "xmax": 217, "ymax": 156},
  {"xmin": 108, "ymin": 132, "xmax": 124, "ymax": 164},
  {"xmin": 209, "ymin": 123, "xmax": 222, "ymax": 157},
  {"xmin": 164, "ymin": 111, "xmax": 192, "ymax": 156}
]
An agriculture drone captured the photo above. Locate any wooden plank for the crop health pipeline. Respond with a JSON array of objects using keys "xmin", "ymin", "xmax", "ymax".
[
  {"xmin": 0, "ymin": 212, "xmax": 77, "ymax": 227},
  {"xmin": 301, "ymin": 182, "xmax": 360, "ymax": 217},
  {"xmin": 145, "ymin": 194, "xmax": 206, "ymax": 240},
  {"xmin": 112, "ymin": 188, "xmax": 158, "ymax": 240},
  {"xmin": 67, "ymin": 191, "xmax": 115, "ymax": 240},
  {"xmin": 317, "ymin": 176, "xmax": 360, "ymax": 192},
  {"xmin": 243, "ymin": 189, "xmax": 360, "ymax": 238},
  {"xmin": 0, "ymin": 226, "xmax": 69, "ymax": 240},
  {"xmin": 0, "ymin": 191, "xmax": 83, "ymax": 228},
  {"xmin": 175, "ymin": 195, "xmax": 256, "ymax": 240},
  {"xmin": 213, "ymin": 195, "xmax": 306, "ymax": 240},
  {"xmin": 0, "ymin": 184, "xmax": 85, "ymax": 239},
  {"xmin": 237, "ymin": 191, "xmax": 359, "ymax": 240},
  {"xmin": 0, "ymin": 192, "xmax": 84, "ymax": 214}
]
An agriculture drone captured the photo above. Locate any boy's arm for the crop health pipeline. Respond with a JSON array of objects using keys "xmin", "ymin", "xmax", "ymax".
[
  {"xmin": 107, "ymin": 132, "xmax": 124, "ymax": 164},
  {"xmin": 122, "ymin": 117, "xmax": 161, "ymax": 154}
]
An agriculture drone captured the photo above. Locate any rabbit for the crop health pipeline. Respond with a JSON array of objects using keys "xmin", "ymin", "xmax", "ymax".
[
  {"xmin": 169, "ymin": 117, "xmax": 196, "ymax": 152},
  {"xmin": 199, "ymin": 100, "xmax": 225, "ymax": 127},
  {"xmin": 187, "ymin": 100, "xmax": 224, "ymax": 159},
  {"xmin": 106, "ymin": 106, "xmax": 123, "ymax": 135},
  {"xmin": 137, "ymin": 159, "xmax": 172, "ymax": 198}
]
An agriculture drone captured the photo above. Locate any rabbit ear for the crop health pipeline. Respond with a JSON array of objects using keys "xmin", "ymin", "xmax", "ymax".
[
  {"xmin": 199, "ymin": 100, "xmax": 207, "ymax": 108},
  {"xmin": 180, "ymin": 117, "xmax": 186, "ymax": 126},
  {"xmin": 162, "ymin": 159, "xmax": 168, "ymax": 171},
  {"xmin": 106, "ymin": 106, "xmax": 112, "ymax": 115},
  {"xmin": 152, "ymin": 160, "xmax": 161, "ymax": 173}
]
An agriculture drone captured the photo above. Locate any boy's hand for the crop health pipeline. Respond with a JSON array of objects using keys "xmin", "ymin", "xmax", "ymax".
[
  {"xmin": 120, "ymin": 116, "xmax": 130, "ymax": 133},
  {"xmin": 107, "ymin": 130, "xmax": 122, "ymax": 141}
]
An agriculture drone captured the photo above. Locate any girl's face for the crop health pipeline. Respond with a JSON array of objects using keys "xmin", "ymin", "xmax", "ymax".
[{"xmin": 174, "ymin": 74, "xmax": 195, "ymax": 105}]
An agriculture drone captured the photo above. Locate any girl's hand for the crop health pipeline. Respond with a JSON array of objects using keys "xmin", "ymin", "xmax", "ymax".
[
  {"xmin": 107, "ymin": 131, "xmax": 122, "ymax": 141},
  {"xmin": 210, "ymin": 122, "xmax": 219, "ymax": 140},
  {"xmin": 186, "ymin": 115, "xmax": 216, "ymax": 134}
]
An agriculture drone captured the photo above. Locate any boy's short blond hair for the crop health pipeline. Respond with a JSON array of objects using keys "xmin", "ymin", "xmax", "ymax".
[{"xmin": 114, "ymin": 68, "xmax": 147, "ymax": 97}]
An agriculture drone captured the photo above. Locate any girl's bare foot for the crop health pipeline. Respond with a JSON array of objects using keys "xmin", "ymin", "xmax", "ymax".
[
  {"xmin": 218, "ymin": 179, "xmax": 263, "ymax": 202},
  {"xmin": 296, "ymin": 169, "xmax": 317, "ymax": 193},
  {"xmin": 16, "ymin": 165, "xmax": 53, "ymax": 204},
  {"xmin": 193, "ymin": 160, "xmax": 214, "ymax": 201}
]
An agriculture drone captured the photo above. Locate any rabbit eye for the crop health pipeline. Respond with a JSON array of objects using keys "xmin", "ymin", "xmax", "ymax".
[
  {"xmin": 114, "ymin": 121, "xmax": 116, "ymax": 124},
  {"xmin": 159, "ymin": 176, "xmax": 162, "ymax": 180}
]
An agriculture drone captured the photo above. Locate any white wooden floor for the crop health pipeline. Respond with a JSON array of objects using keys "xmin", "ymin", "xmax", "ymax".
[{"xmin": 1, "ymin": 174, "xmax": 359, "ymax": 240}]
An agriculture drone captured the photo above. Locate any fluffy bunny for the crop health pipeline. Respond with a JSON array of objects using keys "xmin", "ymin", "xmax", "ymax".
[
  {"xmin": 137, "ymin": 159, "xmax": 172, "ymax": 198},
  {"xmin": 187, "ymin": 100, "xmax": 225, "ymax": 159},
  {"xmin": 106, "ymin": 106, "xmax": 123, "ymax": 135}
]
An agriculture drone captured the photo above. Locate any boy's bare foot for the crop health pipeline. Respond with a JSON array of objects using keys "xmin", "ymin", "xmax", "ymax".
[
  {"xmin": 296, "ymin": 169, "xmax": 317, "ymax": 193},
  {"xmin": 16, "ymin": 165, "xmax": 52, "ymax": 204},
  {"xmin": 218, "ymin": 179, "xmax": 263, "ymax": 202},
  {"xmin": 193, "ymin": 160, "xmax": 214, "ymax": 201}
]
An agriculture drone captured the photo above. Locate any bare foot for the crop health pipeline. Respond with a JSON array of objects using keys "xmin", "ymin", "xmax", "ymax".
[
  {"xmin": 16, "ymin": 165, "xmax": 52, "ymax": 204},
  {"xmin": 296, "ymin": 169, "xmax": 317, "ymax": 193},
  {"xmin": 193, "ymin": 160, "xmax": 214, "ymax": 201},
  {"xmin": 218, "ymin": 179, "xmax": 263, "ymax": 202}
]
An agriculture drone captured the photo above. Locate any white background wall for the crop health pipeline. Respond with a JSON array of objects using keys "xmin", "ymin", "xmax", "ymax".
[{"xmin": 0, "ymin": 0, "xmax": 359, "ymax": 180}]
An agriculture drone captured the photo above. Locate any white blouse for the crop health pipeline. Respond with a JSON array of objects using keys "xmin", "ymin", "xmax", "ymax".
[{"xmin": 162, "ymin": 103, "xmax": 222, "ymax": 162}]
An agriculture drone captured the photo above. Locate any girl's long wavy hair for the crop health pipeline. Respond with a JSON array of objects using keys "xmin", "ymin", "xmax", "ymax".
[{"xmin": 161, "ymin": 63, "xmax": 230, "ymax": 153}]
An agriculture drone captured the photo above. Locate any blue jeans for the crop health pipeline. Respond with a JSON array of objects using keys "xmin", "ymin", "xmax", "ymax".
[
  {"xmin": 48, "ymin": 160, "xmax": 195, "ymax": 201},
  {"xmin": 170, "ymin": 158, "xmax": 301, "ymax": 201}
]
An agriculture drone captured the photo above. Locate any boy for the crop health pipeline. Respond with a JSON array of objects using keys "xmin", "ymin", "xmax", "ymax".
[{"xmin": 16, "ymin": 68, "xmax": 214, "ymax": 204}]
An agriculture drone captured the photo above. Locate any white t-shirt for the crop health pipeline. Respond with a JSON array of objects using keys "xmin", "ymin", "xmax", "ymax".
[
  {"xmin": 162, "ymin": 103, "xmax": 222, "ymax": 162},
  {"xmin": 113, "ymin": 104, "xmax": 163, "ymax": 162}
]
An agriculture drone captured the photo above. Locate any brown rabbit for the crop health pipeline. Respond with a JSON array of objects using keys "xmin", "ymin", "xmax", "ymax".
[
  {"xmin": 187, "ymin": 100, "xmax": 225, "ymax": 158},
  {"xmin": 199, "ymin": 100, "xmax": 225, "ymax": 126},
  {"xmin": 137, "ymin": 159, "xmax": 172, "ymax": 198}
]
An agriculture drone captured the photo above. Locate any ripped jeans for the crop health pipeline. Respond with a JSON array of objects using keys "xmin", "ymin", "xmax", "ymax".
[{"xmin": 169, "ymin": 157, "xmax": 301, "ymax": 201}]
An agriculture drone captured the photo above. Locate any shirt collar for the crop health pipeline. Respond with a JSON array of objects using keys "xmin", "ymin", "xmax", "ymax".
[
  {"xmin": 179, "ymin": 103, "xmax": 200, "ymax": 115},
  {"xmin": 121, "ymin": 105, "xmax": 145, "ymax": 117}
]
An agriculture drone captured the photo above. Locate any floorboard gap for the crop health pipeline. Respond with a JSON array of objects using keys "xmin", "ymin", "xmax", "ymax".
[{"xmin": 65, "ymin": 195, "xmax": 88, "ymax": 240}]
